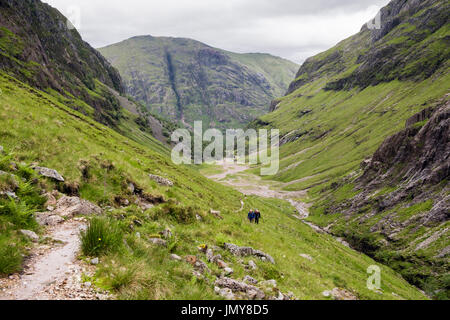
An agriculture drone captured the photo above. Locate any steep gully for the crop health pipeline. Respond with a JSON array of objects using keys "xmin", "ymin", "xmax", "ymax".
[{"xmin": 165, "ymin": 50, "xmax": 184, "ymax": 123}]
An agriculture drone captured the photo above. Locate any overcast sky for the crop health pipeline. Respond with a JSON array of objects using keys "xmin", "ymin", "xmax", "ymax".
[{"xmin": 44, "ymin": 0, "xmax": 390, "ymax": 64}]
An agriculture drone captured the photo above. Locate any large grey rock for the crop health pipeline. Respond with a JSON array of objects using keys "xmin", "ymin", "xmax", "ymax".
[
  {"xmin": 20, "ymin": 229, "xmax": 39, "ymax": 242},
  {"xmin": 149, "ymin": 174, "xmax": 173, "ymax": 187},
  {"xmin": 149, "ymin": 238, "xmax": 167, "ymax": 247},
  {"xmin": 53, "ymin": 196, "xmax": 101, "ymax": 218},
  {"xmin": 194, "ymin": 260, "xmax": 211, "ymax": 274},
  {"xmin": 224, "ymin": 243, "xmax": 275, "ymax": 264},
  {"xmin": 170, "ymin": 254, "xmax": 182, "ymax": 261},
  {"xmin": 34, "ymin": 166, "xmax": 64, "ymax": 182},
  {"xmin": 35, "ymin": 213, "xmax": 64, "ymax": 226},
  {"xmin": 243, "ymin": 275, "xmax": 258, "ymax": 285},
  {"xmin": 215, "ymin": 277, "xmax": 265, "ymax": 300},
  {"xmin": 214, "ymin": 286, "xmax": 235, "ymax": 300}
]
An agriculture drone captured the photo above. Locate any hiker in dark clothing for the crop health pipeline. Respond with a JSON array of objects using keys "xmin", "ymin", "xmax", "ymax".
[
  {"xmin": 254, "ymin": 209, "xmax": 261, "ymax": 224},
  {"xmin": 248, "ymin": 210, "xmax": 255, "ymax": 223}
]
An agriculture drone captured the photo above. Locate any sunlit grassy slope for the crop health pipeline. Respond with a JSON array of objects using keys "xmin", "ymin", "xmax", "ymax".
[
  {"xmin": 254, "ymin": 6, "xmax": 450, "ymax": 192},
  {"xmin": 257, "ymin": 75, "xmax": 450, "ymax": 191},
  {"xmin": 250, "ymin": 0, "xmax": 449, "ymax": 299},
  {"xmin": 0, "ymin": 71, "xmax": 426, "ymax": 300}
]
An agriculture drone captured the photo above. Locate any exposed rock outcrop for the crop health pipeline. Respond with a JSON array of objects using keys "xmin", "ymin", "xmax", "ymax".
[
  {"xmin": 215, "ymin": 277, "xmax": 265, "ymax": 300},
  {"xmin": 224, "ymin": 243, "xmax": 275, "ymax": 264},
  {"xmin": 149, "ymin": 174, "xmax": 173, "ymax": 187},
  {"xmin": 323, "ymin": 99, "xmax": 449, "ymax": 297},
  {"xmin": 33, "ymin": 167, "xmax": 64, "ymax": 182},
  {"xmin": 35, "ymin": 193, "xmax": 101, "ymax": 226}
]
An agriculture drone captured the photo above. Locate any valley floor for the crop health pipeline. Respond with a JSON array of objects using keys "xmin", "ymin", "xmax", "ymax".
[
  {"xmin": 205, "ymin": 161, "xmax": 309, "ymax": 218},
  {"xmin": 204, "ymin": 161, "xmax": 354, "ymax": 242},
  {"xmin": 202, "ymin": 161, "xmax": 428, "ymax": 297}
]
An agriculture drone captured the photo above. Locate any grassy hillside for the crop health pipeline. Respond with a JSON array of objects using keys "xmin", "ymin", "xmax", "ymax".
[
  {"xmin": 98, "ymin": 36, "xmax": 298, "ymax": 130},
  {"xmin": 251, "ymin": 0, "xmax": 450, "ymax": 298},
  {"xmin": 0, "ymin": 71, "xmax": 426, "ymax": 300}
]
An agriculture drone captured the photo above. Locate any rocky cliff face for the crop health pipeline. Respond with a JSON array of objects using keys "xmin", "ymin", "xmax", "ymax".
[
  {"xmin": 0, "ymin": 0, "xmax": 126, "ymax": 126},
  {"xmin": 99, "ymin": 36, "xmax": 298, "ymax": 130}
]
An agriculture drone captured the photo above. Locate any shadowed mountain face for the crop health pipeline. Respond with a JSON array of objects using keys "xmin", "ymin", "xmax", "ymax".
[
  {"xmin": 99, "ymin": 36, "xmax": 298, "ymax": 130},
  {"xmin": 0, "ymin": 0, "xmax": 172, "ymax": 146},
  {"xmin": 252, "ymin": 0, "xmax": 449, "ymax": 298},
  {"xmin": 0, "ymin": 0, "xmax": 125, "ymax": 126}
]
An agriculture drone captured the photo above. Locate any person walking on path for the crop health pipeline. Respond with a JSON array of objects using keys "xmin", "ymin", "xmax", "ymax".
[
  {"xmin": 255, "ymin": 209, "xmax": 261, "ymax": 224},
  {"xmin": 248, "ymin": 210, "xmax": 255, "ymax": 223}
]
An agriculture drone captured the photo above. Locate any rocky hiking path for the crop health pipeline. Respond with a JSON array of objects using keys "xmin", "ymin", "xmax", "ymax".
[{"xmin": 0, "ymin": 193, "xmax": 110, "ymax": 300}]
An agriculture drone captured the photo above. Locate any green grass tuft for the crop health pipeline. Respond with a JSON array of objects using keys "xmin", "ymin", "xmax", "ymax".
[{"xmin": 81, "ymin": 217, "xmax": 124, "ymax": 256}]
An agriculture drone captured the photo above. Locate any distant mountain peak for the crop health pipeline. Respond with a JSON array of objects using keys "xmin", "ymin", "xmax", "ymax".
[{"xmin": 99, "ymin": 36, "xmax": 298, "ymax": 130}]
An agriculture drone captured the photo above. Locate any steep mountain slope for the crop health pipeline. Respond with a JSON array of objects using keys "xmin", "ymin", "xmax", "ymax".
[
  {"xmin": 0, "ymin": 0, "xmax": 122, "ymax": 124},
  {"xmin": 309, "ymin": 98, "xmax": 449, "ymax": 299},
  {"xmin": 0, "ymin": 0, "xmax": 426, "ymax": 301},
  {"xmin": 0, "ymin": 73, "xmax": 426, "ymax": 300},
  {"xmin": 98, "ymin": 36, "xmax": 298, "ymax": 129},
  {"xmin": 252, "ymin": 0, "xmax": 449, "ymax": 298},
  {"xmin": 0, "ymin": 0, "xmax": 168, "ymax": 146}
]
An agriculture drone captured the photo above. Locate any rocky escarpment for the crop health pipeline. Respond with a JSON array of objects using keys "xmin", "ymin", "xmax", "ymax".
[
  {"xmin": 287, "ymin": 0, "xmax": 449, "ymax": 94},
  {"xmin": 99, "ymin": 36, "xmax": 298, "ymax": 130},
  {"xmin": 322, "ymin": 97, "xmax": 449, "ymax": 298},
  {"xmin": 0, "ymin": 0, "xmax": 126, "ymax": 127},
  {"xmin": 355, "ymin": 101, "xmax": 449, "ymax": 220}
]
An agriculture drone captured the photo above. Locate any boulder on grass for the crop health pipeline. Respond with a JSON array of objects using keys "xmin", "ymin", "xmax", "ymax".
[
  {"xmin": 20, "ymin": 229, "xmax": 39, "ymax": 242},
  {"xmin": 34, "ymin": 166, "xmax": 64, "ymax": 182},
  {"xmin": 149, "ymin": 174, "xmax": 173, "ymax": 187}
]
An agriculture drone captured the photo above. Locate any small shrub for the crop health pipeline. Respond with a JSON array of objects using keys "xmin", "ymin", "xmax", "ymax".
[
  {"xmin": 0, "ymin": 244, "xmax": 22, "ymax": 275},
  {"xmin": 151, "ymin": 201, "xmax": 197, "ymax": 224},
  {"xmin": 16, "ymin": 165, "xmax": 35, "ymax": 180},
  {"xmin": 215, "ymin": 233, "xmax": 230, "ymax": 247},
  {"xmin": 0, "ymin": 198, "xmax": 36, "ymax": 228},
  {"xmin": 260, "ymin": 262, "xmax": 282, "ymax": 281},
  {"xmin": 81, "ymin": 217, "xmax": 123, "ymax": 256},
  {"xmin": 16, "ymin": 180, "xmax": 46, "ymax": 209},
  {"xmin": 0, "ymin": 173, "xmax": 17, "ymax": 192},
  {"xmin": 0, "ymin": 154, "xmax": 13, "ymax": 171},
  {"xmin": 108, "ymin": 265, "xmax": 136, "ymax": 290}
]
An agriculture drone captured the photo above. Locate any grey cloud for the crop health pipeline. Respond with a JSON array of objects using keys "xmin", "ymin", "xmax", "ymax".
[{"xmin": 44, "ymin": 0, "xmax": 390, "ymax": 63}]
